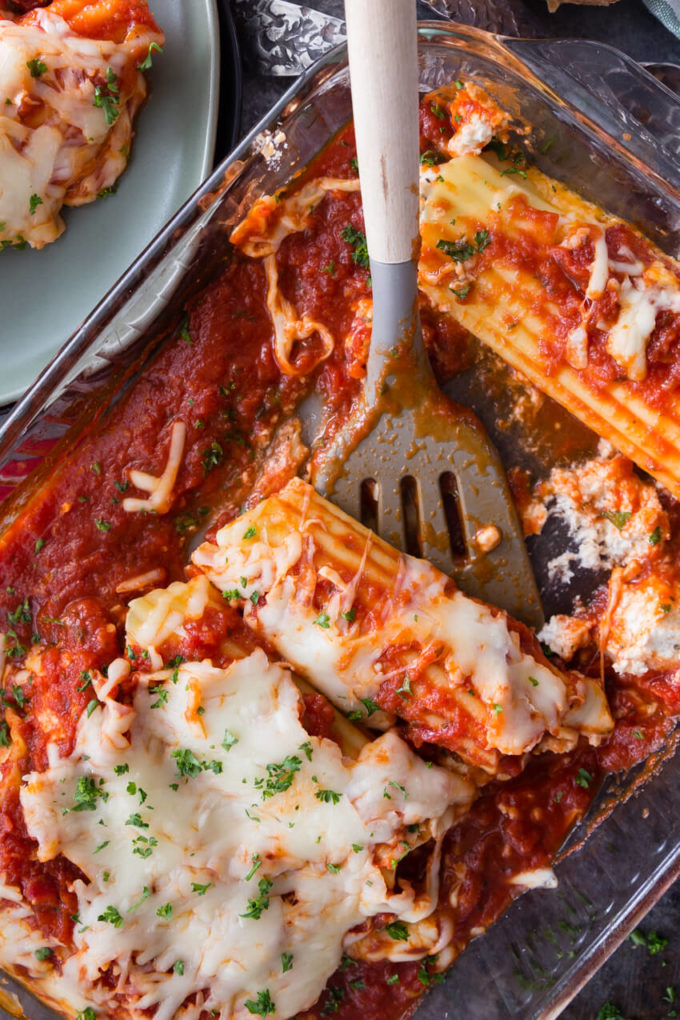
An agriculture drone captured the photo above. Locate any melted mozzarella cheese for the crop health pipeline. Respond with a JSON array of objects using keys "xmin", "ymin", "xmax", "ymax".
[
  {"xmin": 0, "ymin": 10, "xmax": 157, "ymax": 249},
  {"xmin": 193, "ymin": 506, "xmax": 591, "ymax": 758},
  {"xmin": 607, "ymin": 276, "xmax": 680, "ymax": 381},
  {"xmin": 20, "ymin": 647, "xmax": 473, "ymax": 1020}
]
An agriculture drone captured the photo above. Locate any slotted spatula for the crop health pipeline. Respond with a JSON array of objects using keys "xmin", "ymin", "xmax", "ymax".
[{"xmin": 310, "ymin": 0, "xmax": 543, "ymax": 629}]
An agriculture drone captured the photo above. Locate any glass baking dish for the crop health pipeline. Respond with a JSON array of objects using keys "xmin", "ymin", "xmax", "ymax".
[{"xmin": 1, "ymin": 22, "xmax": 679, "ymax": 1020}]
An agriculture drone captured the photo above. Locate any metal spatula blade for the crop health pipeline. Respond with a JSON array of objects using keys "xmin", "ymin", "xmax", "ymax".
[{"xmin": 308, "ymin": 0, "xmax": 542, "ymax": 630}]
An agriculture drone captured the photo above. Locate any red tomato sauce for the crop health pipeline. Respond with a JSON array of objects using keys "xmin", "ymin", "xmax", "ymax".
[{"xmin": 0, "ymin": 99, "xmax": 678, "ymax": 1020}]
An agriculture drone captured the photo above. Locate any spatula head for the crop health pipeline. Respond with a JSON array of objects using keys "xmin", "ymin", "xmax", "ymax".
[{"xmin": 311, "ymin": 392, "xmax": 543, "ymax": 630}]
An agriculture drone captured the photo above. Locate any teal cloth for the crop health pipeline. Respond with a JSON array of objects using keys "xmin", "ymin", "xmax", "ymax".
[{"xmin": 643, "ymin": 0, "xmax": 680, "ymax": 37}]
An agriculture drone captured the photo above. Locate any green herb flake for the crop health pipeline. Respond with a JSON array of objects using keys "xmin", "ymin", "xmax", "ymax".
[
  {"xmin": 29, "ymin": 193, "xmax": 43, "ymax": 216},
  {"xmin": 386, "ymin": 973, "xmax": 400, "ymax": 985},
  {"xmin": 315, "ymin": 789, "xmax": 342, "ymax": 804},
  {"xmin": 575, "ymin": 767, "xmax": 593, "ymax": 789},
  {"xmin": 222, "ymin": 729, "xmax": 239, "ymax": 752},
  {"xmin": 173, "ymin": 960, "xmax": 185, "ymax": 975},
  {"xmin": 327, "ymin": 862, "xmax": 341, "ymax": 874},
  {"xmin": 137, "ymin": 41, "xmax": 163, "ymax": 71},
  {"xmin": 191, "ymin": 882, "xmax": 212, "ymax": 896},
  {"xmin": 602, "ymin": 509, "xmax": 631, "ymax": 531},
  {"xmin": 245, "ymin": 854, "xmax": 261, "ymax": 881},
  {"xmin": 396, "ymin": 674, "xmax": 412, "ymax": 699},
  {"xmin": 649, "ymin": 525, "xmax": 663, "ymax": 546},
  {"xmin": 240, "ymin": 877, "xmax": 274, "ymax": 920},
  {"xmin": 529, "ymin": 675, "xmax": 539, "ymax": 687},
  {"xmin": 313, "ymin": 611, "xmax": 331, "ymax": 629},
  {"xmin": 86, "ymin": 698, "xmax": 100, "ymax": 718},
  {"xmin": 27, "ymin": 58, "xmax": 48, "ymax": 77},
  {"xmin": 97, "ymin": 905, "xmax": 123, "ymax": 928},
  {"xmin": 35, "ymin": 947, "xmax": 53, "ymax": 961},
  {"xmin": 245, "ymin": 989, "xmax": 276, "ymax": 1017},
  {"xmin": 76, "ymin": 1010, "xmax": 98, "ymax": 1020},
  {"xmin": 281, "ymin": 951, "xmax": 294, "ymax": 972},
  {"xmin": 341, "ymin": 225, "xmax": 370, "ymax": 271},
  {"xmin": 385, "ymin": 921, "xmax": 409, "ymax": 942},
  {"xmin": 95, "ymin": 518, "xmax": 111, "ymax": 532},
  {"xmin": 243, "ymin": 525, "xmax": 257, "ymax": 539},
  {"xmin": 360, "ymin": 697, "xmax": 381, "ymax": 717},
  {"xmin": 93, "ymin": 67, "xmax": 120, "ymax": 125},
  {"xmin": 156, "ymin": 903, "xmax": 172, "ymax": 919},
  {"xmin": 34, "ymin": 537, "xmax": 46, "ymax": 554},
  {"xmin": 341, "ymin": 607, "xmax": 356, "ymax": 622}
]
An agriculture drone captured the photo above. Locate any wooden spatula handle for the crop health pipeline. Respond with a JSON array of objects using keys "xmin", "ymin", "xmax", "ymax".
[{"xmin": 344, "ymin": 0, "xmax": 420, "ymax": 266}]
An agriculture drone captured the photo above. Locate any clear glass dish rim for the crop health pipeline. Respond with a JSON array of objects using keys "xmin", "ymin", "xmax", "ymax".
[{"xmin": 0, "ymin": 21, "xmax": 679, "ymax": 1020}]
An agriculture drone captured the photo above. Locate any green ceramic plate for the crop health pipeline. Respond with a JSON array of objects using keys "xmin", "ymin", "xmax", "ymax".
[{"xmin": 0, "ymin": 0, "xmax": 220, "ymax": 405}]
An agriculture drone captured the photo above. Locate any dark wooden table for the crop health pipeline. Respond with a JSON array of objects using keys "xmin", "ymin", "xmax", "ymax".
[{"xmin": 231, "ymin": 1, "xmax": 680, "ymax": 1016}]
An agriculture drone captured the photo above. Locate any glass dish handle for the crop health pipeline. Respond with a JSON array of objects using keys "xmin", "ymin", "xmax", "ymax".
[{"xmin": 503, "ymin": 36, "xmax": 680, "ymax": 189}]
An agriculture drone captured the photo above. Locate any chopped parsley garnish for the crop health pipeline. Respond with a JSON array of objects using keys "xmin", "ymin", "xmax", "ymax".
[
  {"xmin": 299, "ymin": 740, "xmax": 313, "ymax": 761},
  {"xmin": 156, "ymin": 903, "xmax": 173, "ymax": 919},
  {"xmin": 76, "ymin": 1009, "xmax": 98, "ymax": 1020},
  {"xmin": 255, "ymin": 755, "xmax": 302, "ymax": 800},
  {"xmin": 450, "ymin": 282, "xmax": 471, "ymax": 300},
  {"xmin": 29, "ymin": 193, "xmax": 43, "ymax": 215},
  {"xmin": 420, "ymin": 149, "xmax": 444, "ymax": 167},
  {"xmin": 649, "ymin": 525, "xmax": 662, "ymax": 546},
  {"xmin": 129, "ymin": 886, "xmax": 151, "ymax": 912},
  {"xmin": 315, "ymin": 788, "xmax": 342, "ymax": 804},
  {"xmin": 313, "ymin": 611, "xmax": 330, "ymax": 629},
  {"xmin": 245, "ymin": 989, "xmax": 276, "ymax": 1016},
  {"xmin": 202, "ymin": 440, "xmax": 224, "ymax": 473},
  {"xmin": 77, "ymin": 671, "xmax": 93, "ymax": 692},
  {"xmin": 341, "ymin": 225, "xmax": 370, "ymax": 270},
  {"xmin": 602, "ymin": 510, "xmax": 631, "ymax": 531},
  {"xmin": 327, "ymin": 862, "xmax": 341, "ymax": 874},
  {"xmin": 191, "ymin": 882, "xmax": 212, "ymax": 895},
  {"xmin": 34, "ymin": 538, "xmax": 45, "ymax": 554},
  {"xmin": 241, "ymin": 877, "xmax": 274, "ymax": 919},
  {"xmin": 352, "ymin": 843, "xmax": 363, "ymax": 853},
  {"xmin": 125, "ymin": 812, "xmax": 149, "ymax": 829},
  {"xmin": 249, "ymin": 591, "xmax": 260, "ymax": 605},
  {"xmin": 173, "ymin": 960, "xmax": 185, "ymax": 975},
  {"xmin": 0, "ymin": 722, "xmax": 10, "ymax": 747},
  {"xmin": 492, "ymin": 703, "xmax": 503, "ymax": 715},
  {"xmin": 113, "ymin": 763, "xmax": 129, "ymax": 775},
  {"xmin": 437, "ymin": 228, "xmax": 490, "ymax": 263},
  {"xmin": 95, "ymin": 518, "xmax": 111, "ymax": 531},
  {"xmin": 245, "ymin": 854, "xmax": 261, "ymax": 881},
  {"xmin": 222, "ymin": 588, "xmax": 241, "ymax": 602},
  {"xmin": 35, "ymin": 947, "xmax": 53, "ymax": 961},
  {"xmin": 341, "ymin": 607, "xmax": 356, "ymax": 622},
  {"xmin": 281, "ymin": 951, "xmax": 294, "ymax": 972},
  {"xmin": 386, "ymin": 973, "xmax": 400, "ymax": 985},
  {"xmin": 93, "ymin": 67, "xmax": 120, "ymax": 126},
  {"xmin": 97, "ymin": 905, "xmax": 123, "ymax": 928},
  {"xmin": 93, "ymin": 840, "xmax": 109, "ymax": 854},
  {"xmin": 529, "ymin": 676, "xmax": 539, "ymax": 687},
  {"xmin": 149, "ymin": 684, "xmax": 168, "ymax": 709},
  {"xmin": 417, "ymin": 956, "xmax": 445, "ymax": 988},
  {"xmin": 26, "ymin": 58, "xmax": 47, "ymax": 77},
  {"xmin": 647, "ymin": 930, "xmax": 669, "ymax": 955},
  {"xmin": 360, "ymin": 697, "xmax": 380, "ymax": 717},
  {"xmin": 222, "ymin": 729, "xmax": 239, "ymax": 751},
  {"xmin": 385, "ymin": 921, "xmax": 409, "ymax": 941},
  {"xmin": 86, "ymin": 698, "xmax": 100, "ymax": 718},
  {"xmin": 596, "ymin": 1004, "xmax": 627, "ymax": 1020},
  {"xmin": 320, "ymin": 986, "xmax": 345, "ymax": 1015},
  {"xmin": 132, "ymin": 834, "xmax": 157, "ymax": 858},
  {"xmin": 243, "ymin": 525, "xmax": 257, "ymax": 539},
  {"xmin": 71, "ymin": 776, "xmax": 109, "ymax": 812},
  {"xmin": 430, "ymin": 100, "xmax": 446, "ymax": 119},
  {"xmin": 171, "ymin": 747, "xmax": 204, "ymax": 778},
  {"xmin": 137, "ymin": 41, "xmax": 163, "ymax": 71},
  {"xmin": 575, "ymin": 767, "xmax": 593, "ymax": 789},
  {"xmin": 396, "ymin": 674, "xmax": 412, "ymax": 699}
]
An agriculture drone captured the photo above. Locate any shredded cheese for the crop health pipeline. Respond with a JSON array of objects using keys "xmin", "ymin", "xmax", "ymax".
[{"xmin": 123, "ymin": 421, "xmax": 186, "ymax": 515}]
